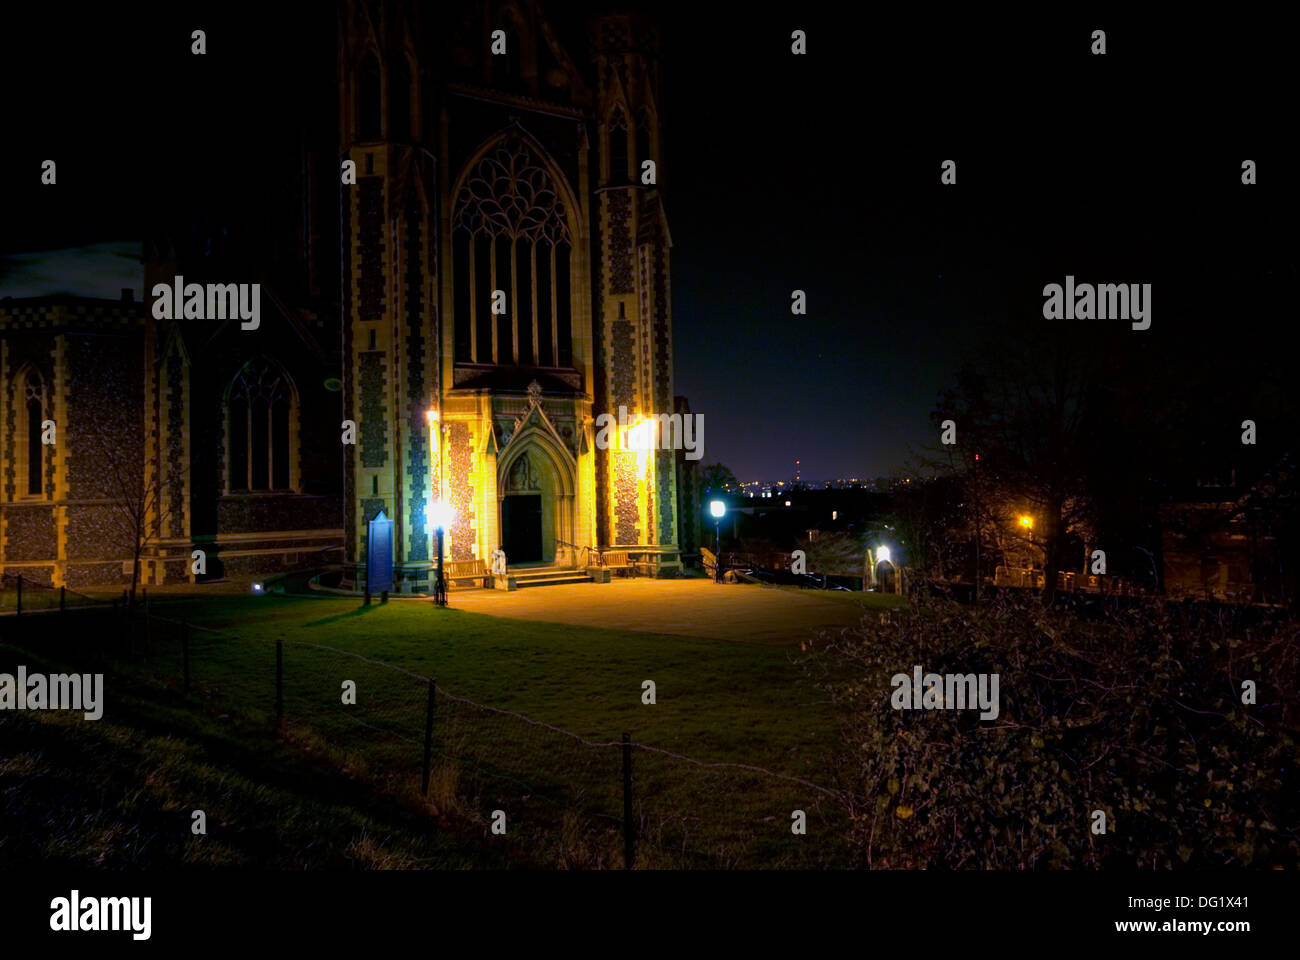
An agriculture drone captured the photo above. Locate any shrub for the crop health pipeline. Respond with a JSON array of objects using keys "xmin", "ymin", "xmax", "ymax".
[{"xmin": 800, "ymin": 597, "xmax": 1300, "ymax": 868}]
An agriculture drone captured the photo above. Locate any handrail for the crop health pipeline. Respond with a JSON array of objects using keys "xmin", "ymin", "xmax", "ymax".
[{"xmin": 555, "ymin": 538, "xmax": 598, "ymax": 567}]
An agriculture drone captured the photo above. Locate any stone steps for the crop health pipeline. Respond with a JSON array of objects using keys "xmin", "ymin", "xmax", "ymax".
[{"xmin": 508, "ymin": 565, "xmax": 594, "ymax": 589}]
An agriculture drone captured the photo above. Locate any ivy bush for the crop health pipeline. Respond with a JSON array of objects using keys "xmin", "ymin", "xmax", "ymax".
[{"xmin": 800, "ymin": 596, "xmax": 1299, "ymax": 868}]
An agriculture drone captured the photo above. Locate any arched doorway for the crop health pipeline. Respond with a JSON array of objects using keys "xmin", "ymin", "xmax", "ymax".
[
  {"xmin": 497, "ymin": 430, "xmax": 576, "ymax": 567},
  {"xmin": 876, "ymin": 559, "xmax": 899, "ymax": 594},
  {"xmin": 501, "ymin": 451, "xmax": 545, "ymax": 562}
]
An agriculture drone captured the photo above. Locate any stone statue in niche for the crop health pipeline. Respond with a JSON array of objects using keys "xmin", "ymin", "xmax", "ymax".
[{"xmin": 507, "ymin": 452, "xmax": 538, "ymax": 492}]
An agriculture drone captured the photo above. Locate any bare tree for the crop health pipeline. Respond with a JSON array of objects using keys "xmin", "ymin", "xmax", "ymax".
[
  {"xmin": 928, "ymin": 325, "xmax": 1109, "ymax": 602},
  {"xmin": 92, "ymin": 429, "xmax": 164, "ymax": 610}
]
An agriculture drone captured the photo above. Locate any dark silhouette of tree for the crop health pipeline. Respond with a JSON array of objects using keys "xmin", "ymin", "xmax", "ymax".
[
  {"xmin": 700, "ymin": 462, "xmax": 738, "ymax": 496},
  {"xmin": 931, "ymin": 322, "xmax": 1119, "ymax": 601}
]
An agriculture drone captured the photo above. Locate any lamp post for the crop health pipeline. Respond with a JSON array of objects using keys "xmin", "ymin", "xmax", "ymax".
[
  {"xmin": 428, "ymin": 500, "xmax": 452, "ymax": 606},
  {"xmin": 1019, "ymin": 514, "xmax": 1034, "ymax": 564},
  {"xmin": 426, "ymin": 409, "xmax": 449, "ymax": 606},
  {"xmin": 709, "ymin": 499, "xmax": 726, "ymax": 582}
]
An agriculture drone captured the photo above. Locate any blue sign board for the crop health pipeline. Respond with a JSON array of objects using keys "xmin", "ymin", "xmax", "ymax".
[{"xmin": 367, "ymin": 510, "xmax": 394, "ymax": 593}]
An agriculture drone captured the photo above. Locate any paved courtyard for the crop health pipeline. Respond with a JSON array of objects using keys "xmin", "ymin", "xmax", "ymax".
[{"xmin": 447, "ymin": 578, "xmax": 875, "ymax": 644}]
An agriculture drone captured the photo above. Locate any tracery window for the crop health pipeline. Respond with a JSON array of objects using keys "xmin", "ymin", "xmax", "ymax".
[
  {"xmin": 226, "ymin": 359, "xmax": 295, "ymax": 493},
  {"xmin": 20, "ymin": 369, "xmax": 46, "ymax": 498},
  {"xmin": 452, "ymin": 134, "xmax": 573, "ymax": 368}
]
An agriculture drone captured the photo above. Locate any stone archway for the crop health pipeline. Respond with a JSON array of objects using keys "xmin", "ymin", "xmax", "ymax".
[{"xmin": 497, "ymin": 427, "xmax": 576, "ymax": 567}]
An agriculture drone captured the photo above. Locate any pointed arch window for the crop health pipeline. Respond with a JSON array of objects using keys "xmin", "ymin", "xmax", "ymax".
[
  {"xmin": 19, "ymin": 369, "xmax": 47, "ymax": 498},
  {"xmin": 226, "ymin": 359, "xmax": 296, "ymax": 493},
  {"xmin": 452, "ymin": 134, "xmax": 574, "ymax": 369},
  {"xmin": 607, "ymin": 107, "xmax": 629, "ymax": 185},
  {"xmin": 636, "ymin": 107, "xmax": 654, "ymax": 179},
  {"xmin": 359, "ymin": 52, "xmax": 382, "ymax": 140},
  {"xmin": 389, "ymin": 55, "xmax": 411, "ymax": 142}
]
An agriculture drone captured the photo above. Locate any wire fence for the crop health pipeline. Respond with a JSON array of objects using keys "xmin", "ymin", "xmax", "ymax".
[
  {"xmin": 2, "ymin": 602, "xmax": 849, "ymax": 868},
  {"xmin": 0, "ymin": 572, "xmax": 109, "ymax": 615}
]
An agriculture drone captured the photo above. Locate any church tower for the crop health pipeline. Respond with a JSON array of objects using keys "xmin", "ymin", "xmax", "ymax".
[
  {"xmin": 589, "ymin": 11, "xmax": 680, "ymax": 570},
  {"xmin": 338, "ymin": 0, "xmax": 681, "ymax": 590},
  {"xmin": 338, "ymin": 0, "xmax": 439, "ymax": 590}
]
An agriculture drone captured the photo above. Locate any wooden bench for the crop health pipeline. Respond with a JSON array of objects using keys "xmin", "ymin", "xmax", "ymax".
[
  {"xmin": 444, "ymin": 558, "xmax": 488, "ymax": 587},
  {"xmin": 601, "ymin": 550, "xmax": 634, "ymax": 577}
]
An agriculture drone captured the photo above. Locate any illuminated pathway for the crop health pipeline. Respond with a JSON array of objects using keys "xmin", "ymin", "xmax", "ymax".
[{"xmin": 446, "ymin": 579, "xmax": 877, "ymax": 644}]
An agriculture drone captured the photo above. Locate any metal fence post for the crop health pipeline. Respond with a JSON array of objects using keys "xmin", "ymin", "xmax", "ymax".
[
  {"xmin": 622, "ymin": 731, "xmax": 635, "ymax": 869},
  {"xmin": 421, "ymin": 677, "xmax": 437, "ymax": 797},
  {"xmin": 275, "ymin": 638, "xmax": 284, "ymax": 729}
]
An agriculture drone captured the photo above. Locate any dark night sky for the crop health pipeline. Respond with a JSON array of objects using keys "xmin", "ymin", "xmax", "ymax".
[{"xmin": 2, "ymin": 5, "xmax": 1293, "ymax": 482}]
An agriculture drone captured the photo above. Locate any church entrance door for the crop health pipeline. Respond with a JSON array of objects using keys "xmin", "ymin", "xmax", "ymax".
[{"xmin": 502, "ymin": 494, "xmax": 543, "ymax": 563}]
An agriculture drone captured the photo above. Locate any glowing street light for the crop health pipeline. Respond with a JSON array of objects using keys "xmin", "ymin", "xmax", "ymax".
[
  {"xmin": 427, "ymin": 501, "xmax": 453, "ymax": 606},
  {"xmin": 876, "ymin": 545, "xmax": 891, "ymax": 564},
  {"xmin": 1018, "ymin": 514, "xmax": 1035, "ymax": 560},
  {"xmin": 427, "ymin": 501, "xmax": 453, "ymax": 530},
  {"xmin": 709, "ymin": 500, "xmax": 726, "ymax": 580}
]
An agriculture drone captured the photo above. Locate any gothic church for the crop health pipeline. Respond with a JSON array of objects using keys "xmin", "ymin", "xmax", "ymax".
[{"xmin": 0, "ymin": 0, "xmax": 685, "ymax": 591}]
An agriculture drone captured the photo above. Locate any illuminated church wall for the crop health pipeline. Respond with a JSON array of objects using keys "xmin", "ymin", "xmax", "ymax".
[{"xmin": 339, "ymin": 0, "xmax": 681, "ymax": 589}]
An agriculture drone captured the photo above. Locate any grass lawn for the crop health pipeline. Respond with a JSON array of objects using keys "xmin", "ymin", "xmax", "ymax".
[
  {"xmin": 115, "ymin": 588, "xmax": 867, "ymax": 865},
  {"xmin": 762, "ymin": 584, "xmax": 910, "ymax": 610},
  {"xmin": 0, "ymin": 644, "xmax": 521, "ymax": 869},
  {"xmin": 154, "ymin": 592, "xmax": 845, "ymax": 777},
  {"xmin": 10, "ymin": 584, "xmax": 876, "ymax": 866},
  {"xmin": 0, "ymin": 586, "xmax": 64, "ymax": 613}
]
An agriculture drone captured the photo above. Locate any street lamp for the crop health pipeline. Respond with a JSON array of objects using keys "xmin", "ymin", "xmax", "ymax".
[
  {"xmin": 427, "ymin": 500, "xmax": 453, "ymax": 606},
  {"xmin": 1019, "ymin": 514, "xmax": 1034, "ymax": 560},
  {"xmin": 709, "ymin": 500, "xmax": 726, "ymax": 581}
]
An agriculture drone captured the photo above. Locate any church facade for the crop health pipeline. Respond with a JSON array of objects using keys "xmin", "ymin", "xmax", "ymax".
[
  {"xmin": 0, "ymin": 0, "xmax": 684, "ymax": 592},
  {"xmin": 338, "ymin": 0, "xmax": 682, "ymax": 589}
]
